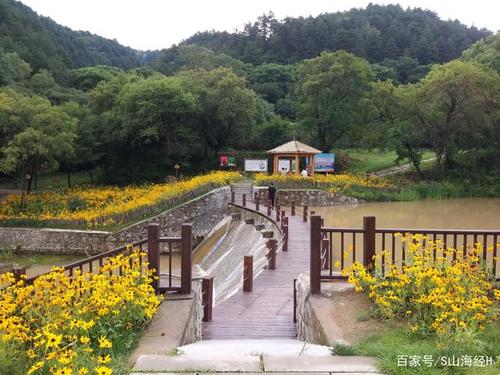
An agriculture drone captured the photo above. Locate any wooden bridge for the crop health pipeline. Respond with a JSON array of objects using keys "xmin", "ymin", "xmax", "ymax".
[
  {"xmin": 203, "ymin": 203, "xmax": 310, "ymax": 339},
  {"xmin": 14, "ymin": 188, "xmax": 500, "ymax": 342}
]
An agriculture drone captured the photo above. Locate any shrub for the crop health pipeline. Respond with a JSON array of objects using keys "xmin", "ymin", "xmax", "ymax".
[
  {"xmin": 0, "ymin": 171, "xmax": 242, "ymax": 227},
  {"xmin": 345, "ymin": 234, "xmax": 499, "ymax": 343},
  {"xmin": 0, "ymin": 250, "xmax": 161, "ymax": 374}
]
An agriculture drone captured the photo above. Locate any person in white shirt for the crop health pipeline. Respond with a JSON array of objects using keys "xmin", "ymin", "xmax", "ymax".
[{"xmin": 301, "ymin": 169, "xmax": 308, "ymax": 177}]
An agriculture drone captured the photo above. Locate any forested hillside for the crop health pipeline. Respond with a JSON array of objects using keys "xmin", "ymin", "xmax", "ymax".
[
  {"xmin": 182, "ymin": 5, "xmax": 490, "ymax": 65},
  {"xmin": 0, "ymin": 0, "xmax": 148, "ymax": 77},
  {"xmin": 0, "ymin": 0, "xmax": 498, "ymax": 190}
]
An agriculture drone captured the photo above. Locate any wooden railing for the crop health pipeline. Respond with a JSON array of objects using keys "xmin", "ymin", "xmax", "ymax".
[
  {"xmin": 310, "ymin": 215, "xmax": 500, "ymax": 294},
  {"xmin": 12, "ymin": 223, "xmax": 193, "ymax": 295}
]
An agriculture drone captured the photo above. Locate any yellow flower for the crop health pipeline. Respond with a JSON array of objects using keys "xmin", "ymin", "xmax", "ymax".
[
  {"xmin": 27, "ymin": 361, "xmax": 44, "ymax": 375},
  {"xmin": 79, "ymin": 336, "xmax": 90, "ymax": 345},
  {"xmin": 78, "ymin": 369, "xmax": 89, "ymax": 375},
  {"xmin": 98, "ymin": 354, "xmax": 111, "ymax": 364},
  {"xmin": 94, "ymin": 366, "xmax": 112, "ymax": 375},
  {"xmin": 45, "ymin": 332, "xmax": 63, "ymax": 349},
  {"xmin": 52, "ymin": 367, "xmax": 72, "ymax": 375},
  {"xmin": 98, "ymin": 336, "xmax": 112, "ymax": 349}
]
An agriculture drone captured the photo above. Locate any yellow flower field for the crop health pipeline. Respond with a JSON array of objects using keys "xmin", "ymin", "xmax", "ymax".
[
  {"xmin": 0, "ymin": 250, "xmax": 161, "ymax": 374},
  {"xmin": 345, "ymin": 234, "xmax": 499, "ymax": 342},
  {"xmin": 254, "ymin": 172, "xmax": 392, "ymax": 192},
  {"xmin": 0, "ymin": 171, "xmax": 241, "ymax": 227}
]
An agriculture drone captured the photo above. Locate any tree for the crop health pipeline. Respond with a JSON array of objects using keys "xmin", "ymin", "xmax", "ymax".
[
  {"xmin": 402, "ymin": 60, "xmax": 500, "ymax": 174},
  {"xmin": 0, "ymin": 90, "xmax": 77, "ymax": 206},
  {"xmin": 248, "ymin": 63, "xmax": 294, "ymax": 104},
  {"xmin": 70, "ymin": 65, "xmax": 124, "ymax": 91},
  {"xmin": 0, "ymin": 49, "xmax": 31, "ymax": 85},
  {"xmin": 462, "ymin": 32, "xmax": 500, "ymax": 72},
  {"xmin": 96, "ymin": 75, "xmax": 200, "ymax": 183},
  {"xmin": 60, "ymin": 101, "xmax": 102, "ymax": 186},
  {"xmin": 179, "ymin": 67, "xmax": 258, "ymax": 153},
  {"xmin": 295, "ymin": 51, "xmax": 373, "ymax": 150},
  {"xmin": 153, "ymin": 45, "xmax": 250, "ymax": 77}
]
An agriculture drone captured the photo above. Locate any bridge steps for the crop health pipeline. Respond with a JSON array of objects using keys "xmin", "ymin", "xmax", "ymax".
[{"xmin": 231, "ymin": 182, "xmax": 254, "ymax": 201}]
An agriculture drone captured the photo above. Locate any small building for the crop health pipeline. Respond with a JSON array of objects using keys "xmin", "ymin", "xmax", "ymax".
[{"xmin": 267, "ymin": 140, "xmax": 322, "ymax": 176}]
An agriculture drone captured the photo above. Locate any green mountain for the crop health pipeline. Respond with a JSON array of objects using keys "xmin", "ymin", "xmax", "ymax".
[
  {"xmin": 0, "ymin": 0, "xmax": 150, "ymax": 76},
  {"xmin": 181, "ymin": 5, "xmax": 491, "ymax": 65}
]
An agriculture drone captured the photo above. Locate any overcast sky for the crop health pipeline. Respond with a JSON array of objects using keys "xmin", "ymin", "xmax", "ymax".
[{"xmin": 20, "ymin": 0, "xmax": 500, "ymax": 50}]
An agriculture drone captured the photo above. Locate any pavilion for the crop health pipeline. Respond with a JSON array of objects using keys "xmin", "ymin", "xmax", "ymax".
[{"xmin": 267, "ymin": 140, "xmax": 322, "ymax": 176}]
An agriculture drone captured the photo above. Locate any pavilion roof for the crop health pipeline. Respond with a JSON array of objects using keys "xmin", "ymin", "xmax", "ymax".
[{"xmin": 267, "ymin": 140, "xmax": 322, "ymax": 154}]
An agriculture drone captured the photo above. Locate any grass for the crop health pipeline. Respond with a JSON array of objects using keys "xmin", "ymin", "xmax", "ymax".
[
  {"xmin": 337, "ymin": 149, "xmax": 435, "ymax": 173},
  {"xmin": 0, "ymin": 251, "xmax": 82, "ymax": 273},
  {"xmin": 330, "ymin": 342, "xmax": 359, "ymax": 356},
  {"xmin": 0, "ymin": 170, "xmax": 98, "ymax": 191},
  {"xmin": 354, "ymin": 324, "xmax": 500, "ymax": 375}
]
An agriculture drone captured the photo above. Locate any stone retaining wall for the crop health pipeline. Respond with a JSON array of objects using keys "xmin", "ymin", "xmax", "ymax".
[
  {"xmin": 0, "ymin": 187, "xmax": 230, "ymax": 254},
  {"xmin": 180, "ymin": 279, "xmax": 203, "ymax": 345},
  {"xmin": 254, "ymin": 187, "xmax": 360, "ymax": 206},
  {"xmin": 295, "ymin": 273, "xmax": 330, "ymax": 345},
  {"xmin": 0, "ymin": 227, "xmax": 110, "ymax": 255},
  {"xmin": 109, "ymin": 187, "xmax": 231, "ymax": 246}
]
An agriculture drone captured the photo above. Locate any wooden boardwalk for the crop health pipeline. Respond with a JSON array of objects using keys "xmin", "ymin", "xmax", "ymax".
[{"xmin": 203, "ymin": 207, "xmax": 310, "ymax": 339}]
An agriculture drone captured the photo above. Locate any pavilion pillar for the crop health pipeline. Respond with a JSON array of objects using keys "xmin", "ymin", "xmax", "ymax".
[
  {"xmin": 295, "ymin": 154, "xmax": 299, "ymax": 176},
  {"xmin": 273, "ymin": 155, "xmax": 278, "ymax": 175},
  {"xmin": 311, "ymin": 154, "xmax": 315, "ymax": 176}
]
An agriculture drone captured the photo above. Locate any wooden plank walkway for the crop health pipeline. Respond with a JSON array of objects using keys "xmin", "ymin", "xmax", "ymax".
[{"xmin": 203, "ymin": 206, "xmax": 310, "ymax": 339}]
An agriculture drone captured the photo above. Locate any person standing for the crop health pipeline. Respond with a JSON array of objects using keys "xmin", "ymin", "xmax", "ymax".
[
  {"xmin": 268, "ymin": 183, "xmax": 277, "ymax": 209},
  {"xmin": 301, "ymin": 168, "xmax": 308, "ymax": 177}
]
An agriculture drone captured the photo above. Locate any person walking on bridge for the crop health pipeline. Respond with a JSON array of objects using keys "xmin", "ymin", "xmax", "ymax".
[{"xmin": 268, "ymin": 183, "xmax": 277, "ymax": 209}]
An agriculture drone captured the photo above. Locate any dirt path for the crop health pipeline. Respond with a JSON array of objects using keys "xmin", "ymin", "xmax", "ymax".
[{"xmin": 369, "ymin": 157, "xmax": 436, "ymax": 178}]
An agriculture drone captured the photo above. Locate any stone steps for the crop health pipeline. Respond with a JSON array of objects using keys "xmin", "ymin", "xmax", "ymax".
[
  {"xmin": 132, "ymin": 339, "xmax": 380, "ymax": 374},
  {"xmin": 231, "ymin": 183, "xmax": 254, "ymax": 201}
]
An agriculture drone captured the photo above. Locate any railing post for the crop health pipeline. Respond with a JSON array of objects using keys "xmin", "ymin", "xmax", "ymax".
[
  {"xmin": 256, "ymin": 195, "xmax": 260, "ymax": 211},
  {"xmin": 242, "ymin": 193, "xmax": 246, "ymax": 207},
  {"xmin": 281, "ymin": 209, "xmax": 285, "ymax": 226},
  {"xmin": 181, "ymin": 223, "xmax": 192, "ymax": 294},
  {"xmin": 276, "ymin": 204, "xmax": 281, "ymax": 222},
  {"xmin": 202, "ymin": 277, "xmax": 213, "ymax": 322},
  {"xmin": 363, "ymin": 216, "xmax": 376, "ymax": 270},
  {"xmin": 291, "ymin": 200, "xmax": 296, "ymax": 216},
  {"xmin": 267, "ymin": 200, "xmax": 272, "ymax": 216},
  {"xmin": 231, "ymin": 191, "xmax": 235, "ymax": 204},
  {"xmin": 310, "ymin": 215, "xmax": 322, "ymax": 294},
  {"xmin": 267, "ymin": 239, "xmax": 277, "ymax": 270},
  {"xmin": 147, "ymin": 223, "xmax": 160, "ymax": 293},
  {"xmin": 243, "ymin": 256, "xmax": 253, "ymax": 292},
  {"xmin": 303, "ymin": 205, "xmax": 308, "ymax": 222},
  {"xmin": 12, "ymin": 266, "xmax": 26, "ymax": 283},
  {"xmin": 283, "ymin": 222, "xmax": 289, "ymax": 252}
]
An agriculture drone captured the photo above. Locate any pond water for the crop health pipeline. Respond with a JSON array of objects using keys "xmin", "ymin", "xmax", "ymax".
[
  {"xmin": 0, "ymin": 253, "xmax": 83, "ymax": 278},
  {"xmin": 4, "ymin": 198, "xmax": 499, "ymax": 281},
  {"xmin": 312, "ymin": 198, "xmax": 500, "ymax": 230},
  {"xmin": 312, "ymin": 198, "xmax": 500, "ymax": 275}
]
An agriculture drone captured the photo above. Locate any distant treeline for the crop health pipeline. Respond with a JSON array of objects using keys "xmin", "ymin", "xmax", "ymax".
[{"xmin": 0, "ymin": 0, "xmax": 499, "ymax": 190}]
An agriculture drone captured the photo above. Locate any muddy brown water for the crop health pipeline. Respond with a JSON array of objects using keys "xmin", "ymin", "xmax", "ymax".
[
  {"xmin": 312, "ymin": 198, "xmax": 500, "ymax": 230},
  {"xmin": 3, "ymin": 198, "xmax": 499, "ymax": 279},
  {"xmin": 311, "ymin": 198, "xmax": 500, "ymax": 274}
]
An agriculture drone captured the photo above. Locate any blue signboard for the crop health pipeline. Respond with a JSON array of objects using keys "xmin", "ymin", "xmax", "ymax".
[{"xmin": 314, "ymin": 153, "xmax": 335, "ymax": 172}]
